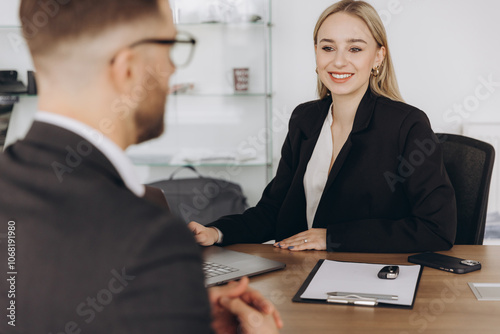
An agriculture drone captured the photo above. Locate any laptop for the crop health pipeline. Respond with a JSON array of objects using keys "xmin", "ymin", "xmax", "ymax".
[
  {"xmin": 202, "ymin": 246, "xmax": 286, "ymax": 287},
  {"xmin": 140, "ymin": 187, "xmax": 285, "ymax": 286}
]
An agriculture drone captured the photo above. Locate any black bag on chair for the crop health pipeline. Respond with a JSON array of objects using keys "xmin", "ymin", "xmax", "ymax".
[{"xmin": 147, "ymin": 166, "xmax": 248, "ymax": 225}]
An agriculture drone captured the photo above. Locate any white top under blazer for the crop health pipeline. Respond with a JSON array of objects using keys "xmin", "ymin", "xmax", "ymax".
[{"xmin": 303, "ymin": 104, "xmax": 334, "ymax": 229}]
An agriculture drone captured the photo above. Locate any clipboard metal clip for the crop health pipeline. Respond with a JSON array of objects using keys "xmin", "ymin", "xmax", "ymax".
[{"xmin": 326, "ymin": 293, "xmax": 378, "ymax": 306}]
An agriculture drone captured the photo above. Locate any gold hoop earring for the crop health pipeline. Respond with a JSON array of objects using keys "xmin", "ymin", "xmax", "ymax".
[{"xmin": 371, "ymin": 65, "xmax": 380, "ymax": 77}]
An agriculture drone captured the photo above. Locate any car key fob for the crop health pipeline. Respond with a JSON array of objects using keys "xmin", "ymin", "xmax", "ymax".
[{"xmin": 378, "ymin": 266, "xmax": 399, "ymax": 279}]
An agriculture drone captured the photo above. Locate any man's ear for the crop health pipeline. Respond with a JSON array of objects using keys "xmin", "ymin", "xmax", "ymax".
[{"xmin": 109, "ymin": 49, "xmax": 137, "ymax": 94}]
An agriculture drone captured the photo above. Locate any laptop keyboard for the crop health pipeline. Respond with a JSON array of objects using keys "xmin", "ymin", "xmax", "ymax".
[{"xmin": 203, "ymin": 261, "xmax": 239, "ymax": 278}]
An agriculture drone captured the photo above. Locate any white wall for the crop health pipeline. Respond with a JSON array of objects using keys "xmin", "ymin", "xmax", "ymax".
[{"xmin": 0, "ymin": 0, "xmax": 20, "ymax": 25}]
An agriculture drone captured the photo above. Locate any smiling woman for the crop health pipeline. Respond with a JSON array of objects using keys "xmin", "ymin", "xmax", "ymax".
[
  {"xmin": 190, "ymin": 0, "xmax": 457, "ymax": 254},
  {"xmin": 313, "ymin": 0, "xmax": 402, "ymax": 102},
  {"xmin": 315, "ymin": 13, "xmax": 384, "ymax": 100}
]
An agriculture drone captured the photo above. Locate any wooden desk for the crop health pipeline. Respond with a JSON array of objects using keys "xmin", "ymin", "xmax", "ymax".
[{"xmin": 225, "ymin": 244, "xmax": 500, "ymax": 334}]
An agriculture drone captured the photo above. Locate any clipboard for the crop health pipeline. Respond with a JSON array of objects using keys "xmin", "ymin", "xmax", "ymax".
[{"xmin": 292, "ymin": 259, "xmax": 423, "ymax": 309}]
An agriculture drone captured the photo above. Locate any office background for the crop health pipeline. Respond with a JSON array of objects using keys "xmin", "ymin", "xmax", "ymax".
[{"xmin": 1, "ymin": 0, "xmax": 500, "ymax": 242}]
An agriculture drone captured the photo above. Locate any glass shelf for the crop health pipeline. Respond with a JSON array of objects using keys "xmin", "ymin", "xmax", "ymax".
[
  {"xmin": 131, "ymin": 160, "xmax": 272, "ymax": 168},
  {"xmin": 0, "ymin": 24, "xmax": 270, "ymax": 29},
  {"xmin": 2, "ymin": 92, "xmax": 268, "ymax": 98},
  {"xmin": 3, "ymin": 92, "xmax": 267, "ymax": 98},
  {"xmin": 128, "ymin": 151, "xmax": 270, "ymax": 167},
  {"xmin": 0, "ymin": 94, "xmax": 36, "ymax": 97},
  {"xmin": 0, "ymin": 22, "xmax": 270, "ymax": 29},
  {"xmin": 178, "ymin": 21, "xmax": 268, "ymax": 27},
  {"xmin": 170, "ymin": 93, "xmax": 270, "ymax": 98}
]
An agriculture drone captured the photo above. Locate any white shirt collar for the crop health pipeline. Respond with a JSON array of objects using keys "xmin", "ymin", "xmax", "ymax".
[{"xmin": 34, "ymin": 111, "xmax": 145, "ymax": 197}]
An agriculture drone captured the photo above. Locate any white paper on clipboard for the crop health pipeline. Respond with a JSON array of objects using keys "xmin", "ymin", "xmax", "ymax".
[{"xmin": 300, "ymin": 260, "xmax": 421, "ymax": 306}]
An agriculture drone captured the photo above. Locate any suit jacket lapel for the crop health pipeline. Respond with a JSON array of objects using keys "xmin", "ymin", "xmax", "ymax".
[
  {"xmin": 294, "ymin": 97, "xmax": 332, "ymax": 200},
  {"xmin": 312, "ymin": 89, "xmax": 378, "ymax": 226},
  {"xmin": 277, "ymin": 98, "xmax": 331, "ymax": 235},
  {"xmin": 296, "ymin": 97, "xmax": 332, "ymax": 170},
  {"xmin": 324, "ymin": 135, "xmax": 353, "ymax": 191}
]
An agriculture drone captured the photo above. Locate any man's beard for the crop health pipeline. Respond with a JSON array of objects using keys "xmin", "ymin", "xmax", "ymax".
[{"xmin": 134, "ymin": 92, "xmax": 166, "ymax": 144}]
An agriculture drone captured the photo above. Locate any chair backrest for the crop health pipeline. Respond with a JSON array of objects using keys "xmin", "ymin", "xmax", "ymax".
[{"xmin": 436, "ymin": 133, "xmax": 495, "ymax": 245}]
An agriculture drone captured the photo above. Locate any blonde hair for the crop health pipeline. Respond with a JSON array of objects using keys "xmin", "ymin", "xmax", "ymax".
[{"xmin": 313, "ymin": 0, "xmax": 403, "ymax": 102}]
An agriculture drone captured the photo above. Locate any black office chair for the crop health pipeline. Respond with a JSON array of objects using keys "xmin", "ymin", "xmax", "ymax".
[{"xmin": 436, "ymin": 133, "xmax": 495, "ymax": 245}]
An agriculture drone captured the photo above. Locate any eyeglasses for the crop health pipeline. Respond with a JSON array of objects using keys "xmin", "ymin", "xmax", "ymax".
[{"xmin": 121, "ymin": 31, "xmax": 197, "ymax": 68}]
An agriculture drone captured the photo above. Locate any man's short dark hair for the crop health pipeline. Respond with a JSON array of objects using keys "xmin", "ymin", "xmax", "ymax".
[{"xmin": 20, "ymin": 0, "xmax": 162, "ymax": 56}]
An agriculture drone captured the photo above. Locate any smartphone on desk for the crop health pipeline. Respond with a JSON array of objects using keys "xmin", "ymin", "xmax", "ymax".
[{"xmin": 408, "ymin": 252, "xmax": 481, "ymax": 274}]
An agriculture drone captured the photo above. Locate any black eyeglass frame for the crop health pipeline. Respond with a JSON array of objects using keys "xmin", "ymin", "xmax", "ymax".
[{"xmin": 112, "ymin": 32, "xmax": 197, "ymax": 68}]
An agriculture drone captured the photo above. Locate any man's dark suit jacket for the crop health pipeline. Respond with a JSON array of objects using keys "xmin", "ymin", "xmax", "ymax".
[
  {"xmin": 209, "ymin": 89, "xmax": 457, "ymax": 253},
  {"xmin": 0, "ymin": 122, "xmax": 212, "ymax": 333}
]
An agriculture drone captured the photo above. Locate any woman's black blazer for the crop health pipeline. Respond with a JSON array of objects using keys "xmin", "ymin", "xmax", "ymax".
[{"xmin": 209, "ymin": 89, "xmax": 457, "ymax": 253}]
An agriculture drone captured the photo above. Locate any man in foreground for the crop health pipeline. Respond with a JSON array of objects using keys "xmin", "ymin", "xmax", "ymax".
[{"xmin": 0, "ymin": 0, "xmax": 281, "ymax": 332}]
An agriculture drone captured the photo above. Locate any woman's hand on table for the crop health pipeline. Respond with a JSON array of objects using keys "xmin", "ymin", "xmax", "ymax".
[{"xmin": 274, "ymin": 228, "xmax": 327, "ymax": 251}]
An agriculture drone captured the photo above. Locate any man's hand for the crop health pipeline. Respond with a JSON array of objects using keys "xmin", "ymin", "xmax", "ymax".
[
  {"xmin": 188, "ymin": 221, "xmax": 219, "ymax": 246},
  {"xmin": 273, "ymin": 228, "xmax": 327, "ymax": 251},
  {"xmin": 209, "ymin": 277, "xmax": 283, "ymax": 334}
]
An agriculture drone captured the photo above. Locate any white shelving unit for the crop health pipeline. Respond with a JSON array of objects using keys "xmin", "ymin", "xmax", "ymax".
[
  {"xmin": 127, "ymin": 0, "xmax": 273, "ymax": 205},
  {"xmin": 0, "ymin": 26, "xmax": 37, "ymax": 150}
]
